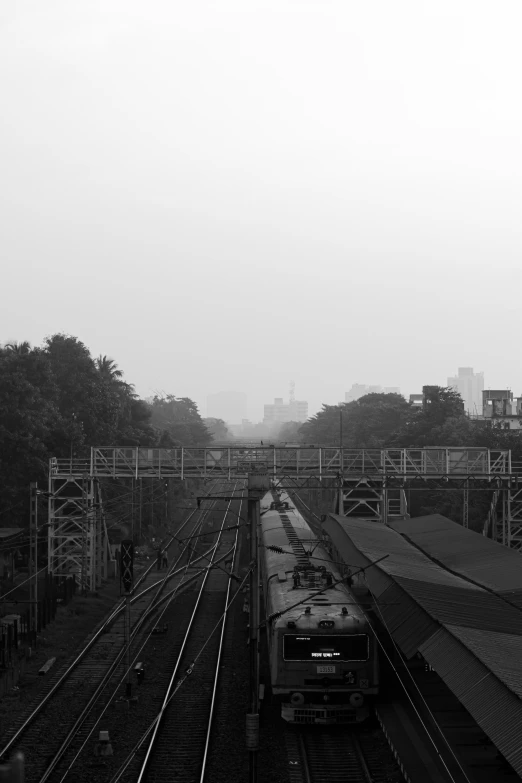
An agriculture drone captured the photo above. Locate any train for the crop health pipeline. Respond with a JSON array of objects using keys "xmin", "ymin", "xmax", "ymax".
[{"xmin": 259, "ymin": 488, "xmax": 379, "ymax": 725}]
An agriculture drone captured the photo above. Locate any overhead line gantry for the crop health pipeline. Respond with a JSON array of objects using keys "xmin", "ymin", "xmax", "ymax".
[{"xmin": 47, "ymin": 446, "xmax": 522, "ymax": 591}]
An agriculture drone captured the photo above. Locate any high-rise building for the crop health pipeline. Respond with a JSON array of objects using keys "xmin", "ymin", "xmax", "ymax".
[
  {"xmin": 206, "ymin": 391, "xmax": 247, "ymax": 424},
  {"xmin": 447, "ymin": 368, "xmax": 484, "ymax": 415}
]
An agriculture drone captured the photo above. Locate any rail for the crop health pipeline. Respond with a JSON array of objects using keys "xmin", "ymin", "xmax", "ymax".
[
  {"xmin": 107, "ymin": 490, "xmax": 244, "ymax": 783},
  {"xmin": 0, "ymin": 480, "xmax": 225, "ymax": 765}
]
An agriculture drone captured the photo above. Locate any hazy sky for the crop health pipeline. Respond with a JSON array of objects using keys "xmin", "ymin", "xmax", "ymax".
[{"xmin": 2, "ymin": 0, "xmax": 521, "ymax": 421}]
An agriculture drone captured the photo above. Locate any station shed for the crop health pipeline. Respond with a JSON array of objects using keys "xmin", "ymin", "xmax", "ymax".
[
  {"xmin": 324, "ymin": 513, "xmax": 522, "ymax": 778},
  {"xmin": 390, "ymin": 514, "xmax": 522, "ymax": 608}
]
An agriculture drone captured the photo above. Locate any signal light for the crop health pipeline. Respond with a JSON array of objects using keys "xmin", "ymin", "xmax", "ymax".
[{"xmin": 120, "ymin": 539, "xmax": 134, "ymax": 593}]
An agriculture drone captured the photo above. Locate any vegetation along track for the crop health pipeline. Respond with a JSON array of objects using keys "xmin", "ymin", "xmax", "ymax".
[
  {"xmin": 108, "ymin": 485, "xmax": 245, "ymax": 783},
  {"xmin": 0, "ymin": 479, "xmax": 232, "ymax": 782},
  {"xmin": 286, "ymin": 726, "xmax": 406, "ymax": 783}
]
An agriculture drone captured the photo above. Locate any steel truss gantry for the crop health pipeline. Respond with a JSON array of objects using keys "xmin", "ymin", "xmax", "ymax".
[
  {"xmin": 47, "ymin": 447, "xmax": 521, "ymax": 583},
  {"xmin": 47, "ymin": 473, "xmax": 108, "ymax": 592}
]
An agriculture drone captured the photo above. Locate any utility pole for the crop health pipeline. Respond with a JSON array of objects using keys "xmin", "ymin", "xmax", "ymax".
[
  {"xmin": 29, "ymin": 483, "xmax": 38, "ymax": 644},
  {"xmin": 246, "ymin": 469, "xmax": 270, "ymax": 783},
  {"xmin": 150, "ymin": 483, "xmax": 154, "ymax": 534},
  {"xmin": 463, "ymin": 486, "xmax": 469, "ymax": 528},
  {"xmin": 131, "ymin": 478, "xmax": 135, "ymax": 543},
  {"xmin": 139, "ymin": 478, "xmax": 142, "ymax": 544},
  {"xmin": 81, "ymin": 476, "xmax": 88, "ymax": 594}
]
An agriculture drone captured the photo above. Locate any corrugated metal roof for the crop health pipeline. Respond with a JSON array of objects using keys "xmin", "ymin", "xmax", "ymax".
[
  {"xmin": 391, "ymin": 514, "xmax": 522, "ymax": 594},
  {"xmin": 444, "ymin": 624, "xmax": 522, "ymax": 699},
  {"xmin": 325, "ymin": 514, "xmax": 522, "ymax": 773},
  {"xmin": 419, "ymin": 627, "xmax": 522, "ymax": 778},
  {"xmin": 327, "ymin": 515, "xmax": 522, "ymax": 636},
  {"xmin": 394, "ymin": 577, "xmax": 522, "ymax": 635},
  {"xmin": 376, "ymin": 582, "xmax": 436, "ymax": 658},
  {"xmin": 327, "ymin": 516, "xmax": 476, "ymax": 589}
]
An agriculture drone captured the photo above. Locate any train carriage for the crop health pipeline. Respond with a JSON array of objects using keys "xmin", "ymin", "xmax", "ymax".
[{"xmin": 260, "ymin": 489, "xmax": 378, "ymax": 725}]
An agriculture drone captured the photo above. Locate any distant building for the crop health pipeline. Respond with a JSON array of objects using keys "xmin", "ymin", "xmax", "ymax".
[
  {"xmin": 447, "ymin": 367, "xmax": 484, "ymax": 416},
  {"xmin": 344, "ymin": 384, "xmax": 401, "ymax": 402},
  {"xmin": 263, "ymin": 397, "xmax": 308, "ymax": 428},
  {"xmin": 345, "ymin": 384, "xmax": 374, "ymax": 402},
  {"xmin": 409, "ymin": 394, "xmax": 424, "ymax": 407},
  {"xmin": 206, "ymin": 391, "xmax": 247, "ymax": 424},
  {"xmin": 482, "ymin": 390, "xmax": 522, "ymax": 430},
  {"xmin": 228, "ymin": 419, "xmax": 270, "ymax": 438}
]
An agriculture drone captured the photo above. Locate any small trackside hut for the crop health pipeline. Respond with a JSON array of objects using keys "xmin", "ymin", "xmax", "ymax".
[{"xmin": 260, "ymin": 489, "xmax": 378, "ymax": 725}]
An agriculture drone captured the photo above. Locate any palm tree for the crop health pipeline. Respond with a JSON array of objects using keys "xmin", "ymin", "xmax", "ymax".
[
  {"xmin": 4, "ymin": 341, "xmax": 32, "ymax": 355},
  {"xmin": 95, "ymin": 355, "xmax": 124, "ymax": 381}
]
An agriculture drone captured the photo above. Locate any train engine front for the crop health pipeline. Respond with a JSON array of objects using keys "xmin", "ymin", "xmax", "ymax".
[{"xmin": 260, "ymin": 490, "xmax": 378, "ymax": 725}]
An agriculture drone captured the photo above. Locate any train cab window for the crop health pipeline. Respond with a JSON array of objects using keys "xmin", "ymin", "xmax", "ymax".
[{"xmin": 283, "ymin": 634, "xmax": 369, "ymax": 662}]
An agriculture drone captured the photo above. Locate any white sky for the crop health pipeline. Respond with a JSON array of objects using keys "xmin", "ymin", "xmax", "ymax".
[{"xmin": 1, "ymin": 0, "xmax": 521, "ymax": 421}]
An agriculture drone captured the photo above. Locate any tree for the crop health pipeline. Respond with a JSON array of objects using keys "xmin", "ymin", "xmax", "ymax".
[
  {"xmin": 399, "ymin": 386, "xmax": 466, "ymax": 447},
  {"xmin": 204, "ymin": 418, "xmax": 230, "ymax": 442},
  {"xmin": 44, "ymin": 334, "xmax": 122, "ymax": 449},
  {"xmin": 299, "ymin": 404, "xmax": 345, "ymax": 446},
  {"xmin": 300, "ymin": 393, "xmax": 411, "ymax": 448},
  {"xmin": 277, "ymin": 421, "xmax": 303, "ymax": 443},
  {"xmin": 0, "ymin": 344, "xmax": 62, "ymax": 523},
  {"xmin": 3, "ymin": 341, "xmax": 32, "ymax": 355},
  {"xmin": 95, "ymin": 355, "xmax": 124, "ymax": 380},
  {"xmin": 149, "ymin": 395, "xmax": 211, "ymax": 446}
]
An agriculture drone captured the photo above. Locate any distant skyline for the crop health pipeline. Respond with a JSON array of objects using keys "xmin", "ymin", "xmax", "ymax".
[
  {"xmin": 204, "ymin": 367, "xmax": 512, "ymax": 423},
  {"xmin": 2, "ymin": 1, "xmax": 521, "ymax": 424}
]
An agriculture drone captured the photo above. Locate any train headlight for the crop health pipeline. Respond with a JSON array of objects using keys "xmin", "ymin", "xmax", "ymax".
[
  {"xmin": 349, "ymin": 692, "xmax": 364, "ymax": 708},
  {"xmin": 290, "ymin": 692, "xmax": 305, "ymax": 706}
]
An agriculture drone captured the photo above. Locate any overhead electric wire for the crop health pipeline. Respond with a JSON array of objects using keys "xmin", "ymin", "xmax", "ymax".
[{"xmin": 56, "ymin": 512, "xmax": 231, "ymax": 782}]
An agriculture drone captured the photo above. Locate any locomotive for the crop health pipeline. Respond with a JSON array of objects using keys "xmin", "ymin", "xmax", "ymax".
[{"xmin": 259, "ymin": 489, "xmax": 378, "ymax": 724}]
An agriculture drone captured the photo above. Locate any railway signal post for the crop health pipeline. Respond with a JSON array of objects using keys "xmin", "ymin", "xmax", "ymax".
[
  {"xmin": 246, "ymin": 468, "xmax": 270, "ymax": 783},
  {"xmin": 120, "ymin": 539, "xmax": 134, "ymax": 699}
]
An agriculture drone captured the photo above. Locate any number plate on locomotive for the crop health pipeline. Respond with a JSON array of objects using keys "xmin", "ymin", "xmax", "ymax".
[{"xmin": 316, "ymin": 665, "xmax": 336, "ymax": 674}]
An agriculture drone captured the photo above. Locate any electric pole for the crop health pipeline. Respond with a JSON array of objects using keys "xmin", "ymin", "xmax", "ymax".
[
  {"xmin": 29, "ymin": 483, "xmax": 38, "ymax": 644},
  {"xmin": 139, "ymin": 478, "xmax": 142, "ymax": 544}
]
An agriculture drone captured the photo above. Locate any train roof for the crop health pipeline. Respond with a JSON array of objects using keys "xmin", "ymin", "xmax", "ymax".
[{"xmin": 260, "ymin": 491, "xmax": 369, "ymax": 633}]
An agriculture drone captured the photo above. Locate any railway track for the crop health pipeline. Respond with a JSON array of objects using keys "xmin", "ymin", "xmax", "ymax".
[
  {"xmin": 108, "ymin": 487, "xmax": 245, "ymax": 783},
  {"xmin": 286, "ymin": 725, "xmax": 406, "ymax": 783},
  {"xmin": 0, "ymin": 480, "xmax": 232, "ymax": 782}
]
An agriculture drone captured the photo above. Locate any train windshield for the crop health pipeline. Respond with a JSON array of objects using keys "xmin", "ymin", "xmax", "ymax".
[{"xmin": 283, "ymin": 634, "xmax": 369, "ymax": 662}]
